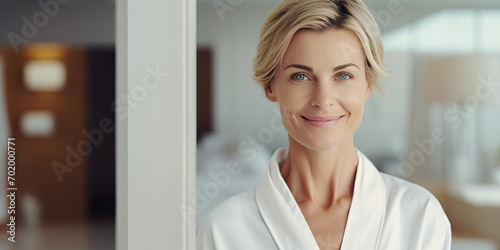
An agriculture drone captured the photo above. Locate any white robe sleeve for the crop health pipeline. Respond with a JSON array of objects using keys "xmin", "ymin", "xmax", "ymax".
[
  {"xmin": 419, "ymin": 196, "xmax": 452, "ymax": 250},
  {"xmin": 195, "ymin": 190, "xmax": 278, "ymax": 250},
  {"xmin": 420, "ymin": 221, "xmax": 451, "ymax": 250},
  {"xmin": 441, "ymin": 224, "xmax": 452, "ymax": 250},
  {"xmin": 196, "ymin": 217, "xmax": 217, "ymax": 250},
  {"xmin": 423, "ymin": 220, "xmax": 452, "ymax": 250}
]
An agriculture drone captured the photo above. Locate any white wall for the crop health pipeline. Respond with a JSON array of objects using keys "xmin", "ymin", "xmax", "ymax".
[
  {"xmin": 197, "ymin": 2, "xmax": 288, "ymax": 151},
  {"xmin": 354, "ymin": 52, "xmax": 413, "ymax": 158},
  {"xmin": 0, "ymin": 1, "xmax": 115, "ymax": 46}
]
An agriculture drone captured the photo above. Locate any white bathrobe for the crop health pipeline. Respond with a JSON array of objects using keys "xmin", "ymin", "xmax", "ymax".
[{"xmin": 197, "ymin": 147, "xmax": 452, "ymax": 250}]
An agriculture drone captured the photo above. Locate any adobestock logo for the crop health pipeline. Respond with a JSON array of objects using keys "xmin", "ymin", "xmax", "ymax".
[
  {"xmin": 369, "ymin": 0, "xmax": 407, "ymax": 28},
  {"xmin": 213, "ymin": 0, "xmax": 243, "ymax": 21}
]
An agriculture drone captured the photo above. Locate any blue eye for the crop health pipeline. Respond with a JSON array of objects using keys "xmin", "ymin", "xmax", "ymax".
[
  {"xmin": 337, "ymin": 73, "xmax": 352, "ymax": 80},
  {"xmin": 292, "ymin": 73, "xmax": 308, "ymax": 81}
]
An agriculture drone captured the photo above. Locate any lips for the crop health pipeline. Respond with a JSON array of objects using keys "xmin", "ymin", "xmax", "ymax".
[
  {"xmin": 300, "ymin": 115, "xmax": 345, "ymax": 128},
  {"xmin": 301, "ymin": 115, "xmax": 344, "ymax": 121}
]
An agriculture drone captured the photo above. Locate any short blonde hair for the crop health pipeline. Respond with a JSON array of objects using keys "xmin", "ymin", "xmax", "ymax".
[{"xmin": 252, "ymin": 0, "xmax": 390, "ymax": 93}]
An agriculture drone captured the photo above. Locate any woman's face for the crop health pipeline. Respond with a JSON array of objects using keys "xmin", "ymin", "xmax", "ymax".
[{"xmin": 266, "ymin": 28, "xmax": 372, "ymax": 151}]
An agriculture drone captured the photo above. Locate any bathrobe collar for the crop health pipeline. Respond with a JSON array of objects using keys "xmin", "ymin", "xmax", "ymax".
[{"xmin": 255, "ymin": 147, "xmax": 386, "ymax": 250}]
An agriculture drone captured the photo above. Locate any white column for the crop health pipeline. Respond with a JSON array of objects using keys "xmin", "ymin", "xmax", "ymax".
[{"xmin": 116, "ymin": 0, "xmax": 196, "ymax": 249}]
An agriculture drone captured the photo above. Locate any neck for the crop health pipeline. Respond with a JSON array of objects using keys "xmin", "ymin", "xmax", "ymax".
[{"xmin": 280, "ymin": 135, "xmax": 358, "ymax": 208}]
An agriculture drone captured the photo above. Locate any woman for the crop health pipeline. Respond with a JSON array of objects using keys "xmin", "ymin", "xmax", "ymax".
[{"xmin": 197, "ymin": 0, "xmax": 451, "ymax": 249}]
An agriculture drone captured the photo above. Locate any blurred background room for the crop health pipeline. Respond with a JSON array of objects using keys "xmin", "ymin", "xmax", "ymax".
[
  {"xmin": 0, "ymin": 1, "xmax": 115, "ymax": 249},
  {"xmin": 0, "ymin": 0, "xmax": 499, "ymax": 249}
]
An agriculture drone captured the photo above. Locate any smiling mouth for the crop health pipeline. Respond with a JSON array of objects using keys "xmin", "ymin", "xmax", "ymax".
[
  {"xmin": 300, "ymin": 115, "xmax": 344, "ymax": 121},
  {"xmin": 300, "ymin": 115, "xmax": 345, "ymax": 127}
]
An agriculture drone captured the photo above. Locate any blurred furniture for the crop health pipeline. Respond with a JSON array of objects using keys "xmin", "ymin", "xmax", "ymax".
[
  {"xmin": 420, "ymin": 181, "xmax": 500, "ymax": 249},
  {"xmin": 23, "ymin": 60, "xmax": 66, "ymax": 92},
  {"xmin": 452, "ymin": 238, "xmax": 498, "ymax": 250},
  {"xmin": 446, "ymin": 183, "xmax": 500, "ymax": 247},
  {"xmin": 418, "ymin": 55, "xmax": 500, "ymax": 183},
  {"xmin": 414, "ymin": 55, "xmax": 500, "ymax": 249},
  {"xmin": 0, "ymin": 44, "xmax": 87, "ymax": 223}
]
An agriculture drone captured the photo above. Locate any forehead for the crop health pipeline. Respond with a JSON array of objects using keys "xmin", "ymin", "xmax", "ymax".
[{"xmin": 282, "ymin": 28, "xmax": 365, "ymax": 68}]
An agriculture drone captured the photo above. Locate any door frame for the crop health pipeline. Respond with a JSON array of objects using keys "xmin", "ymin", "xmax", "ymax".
[{"xmin": 116, "ymin": 0, "xmax": 196, "ymax": 249}]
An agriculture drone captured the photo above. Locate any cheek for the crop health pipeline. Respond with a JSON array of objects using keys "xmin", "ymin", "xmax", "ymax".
[
  {"xmin": 346, "ymin": 94, "xmax": 366, "ymax": 112},
  {"xmin": 348, "ymin": 102, "xmax": 366, "ymax": 132},
  {"xmin": 276, "ymin": 85, "xmax": 308, "ymax": 110},
  {"xmin": 340, "ymin": 88, "xmax": 367, "ymax": 126},
  {"xmin": 275, "ymin": 88, "xmax": 308, "ymax": 129},
  {"xmin": 278, "ymin": 101, "xmax": 302, "ymax": 130}
]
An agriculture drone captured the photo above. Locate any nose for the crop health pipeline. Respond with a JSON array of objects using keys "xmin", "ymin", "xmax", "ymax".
[{"xmin": 310, "ymin": 79, "xmax": 335, "ymax": 109}]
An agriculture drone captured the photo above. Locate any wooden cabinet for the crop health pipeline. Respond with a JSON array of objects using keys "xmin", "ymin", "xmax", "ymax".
[{"xmin": 0, "ymin": 45, "xmax": 87, "ymax": 223}]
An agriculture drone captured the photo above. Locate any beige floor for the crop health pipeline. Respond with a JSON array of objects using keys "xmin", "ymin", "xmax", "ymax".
[{"xmin": 0, "ymin": 221, "xmax": 114, "ymax": 250}]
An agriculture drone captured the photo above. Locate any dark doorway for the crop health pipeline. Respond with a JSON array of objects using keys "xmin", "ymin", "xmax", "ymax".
[
  {"xmin": 86, "ymin": 47, "xmax": 116, "ymax": 220},
  {"xmin": 197, "ymin": 48, "xmax": 213, "ymax": 141}
]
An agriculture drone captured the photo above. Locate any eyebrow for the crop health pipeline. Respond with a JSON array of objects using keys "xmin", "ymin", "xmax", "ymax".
[
  {"xmin": 333, "ymin": 63, "xmax": 359, "ymax": 71},
  {"xmin": 284, "ymin": 63, "xmax": 359, "ymax": 72},
  {"xmin": 284, "ymin": 64, "xmax": 313, "ymax": 72}
]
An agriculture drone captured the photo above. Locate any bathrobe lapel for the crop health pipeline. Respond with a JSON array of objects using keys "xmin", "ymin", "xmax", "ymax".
[{"xmin": 255, "ymin": 148, "xmax": 387, "ymax": 250}]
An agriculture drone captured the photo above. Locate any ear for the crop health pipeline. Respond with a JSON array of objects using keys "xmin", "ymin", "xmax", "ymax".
[
  {"xmin": 264, "ymin": 84, "xmax": 278, "ymax": 102},
  {"xmin": 364, "ymin": 83, "xmax": 373, "ymax": 100}
]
